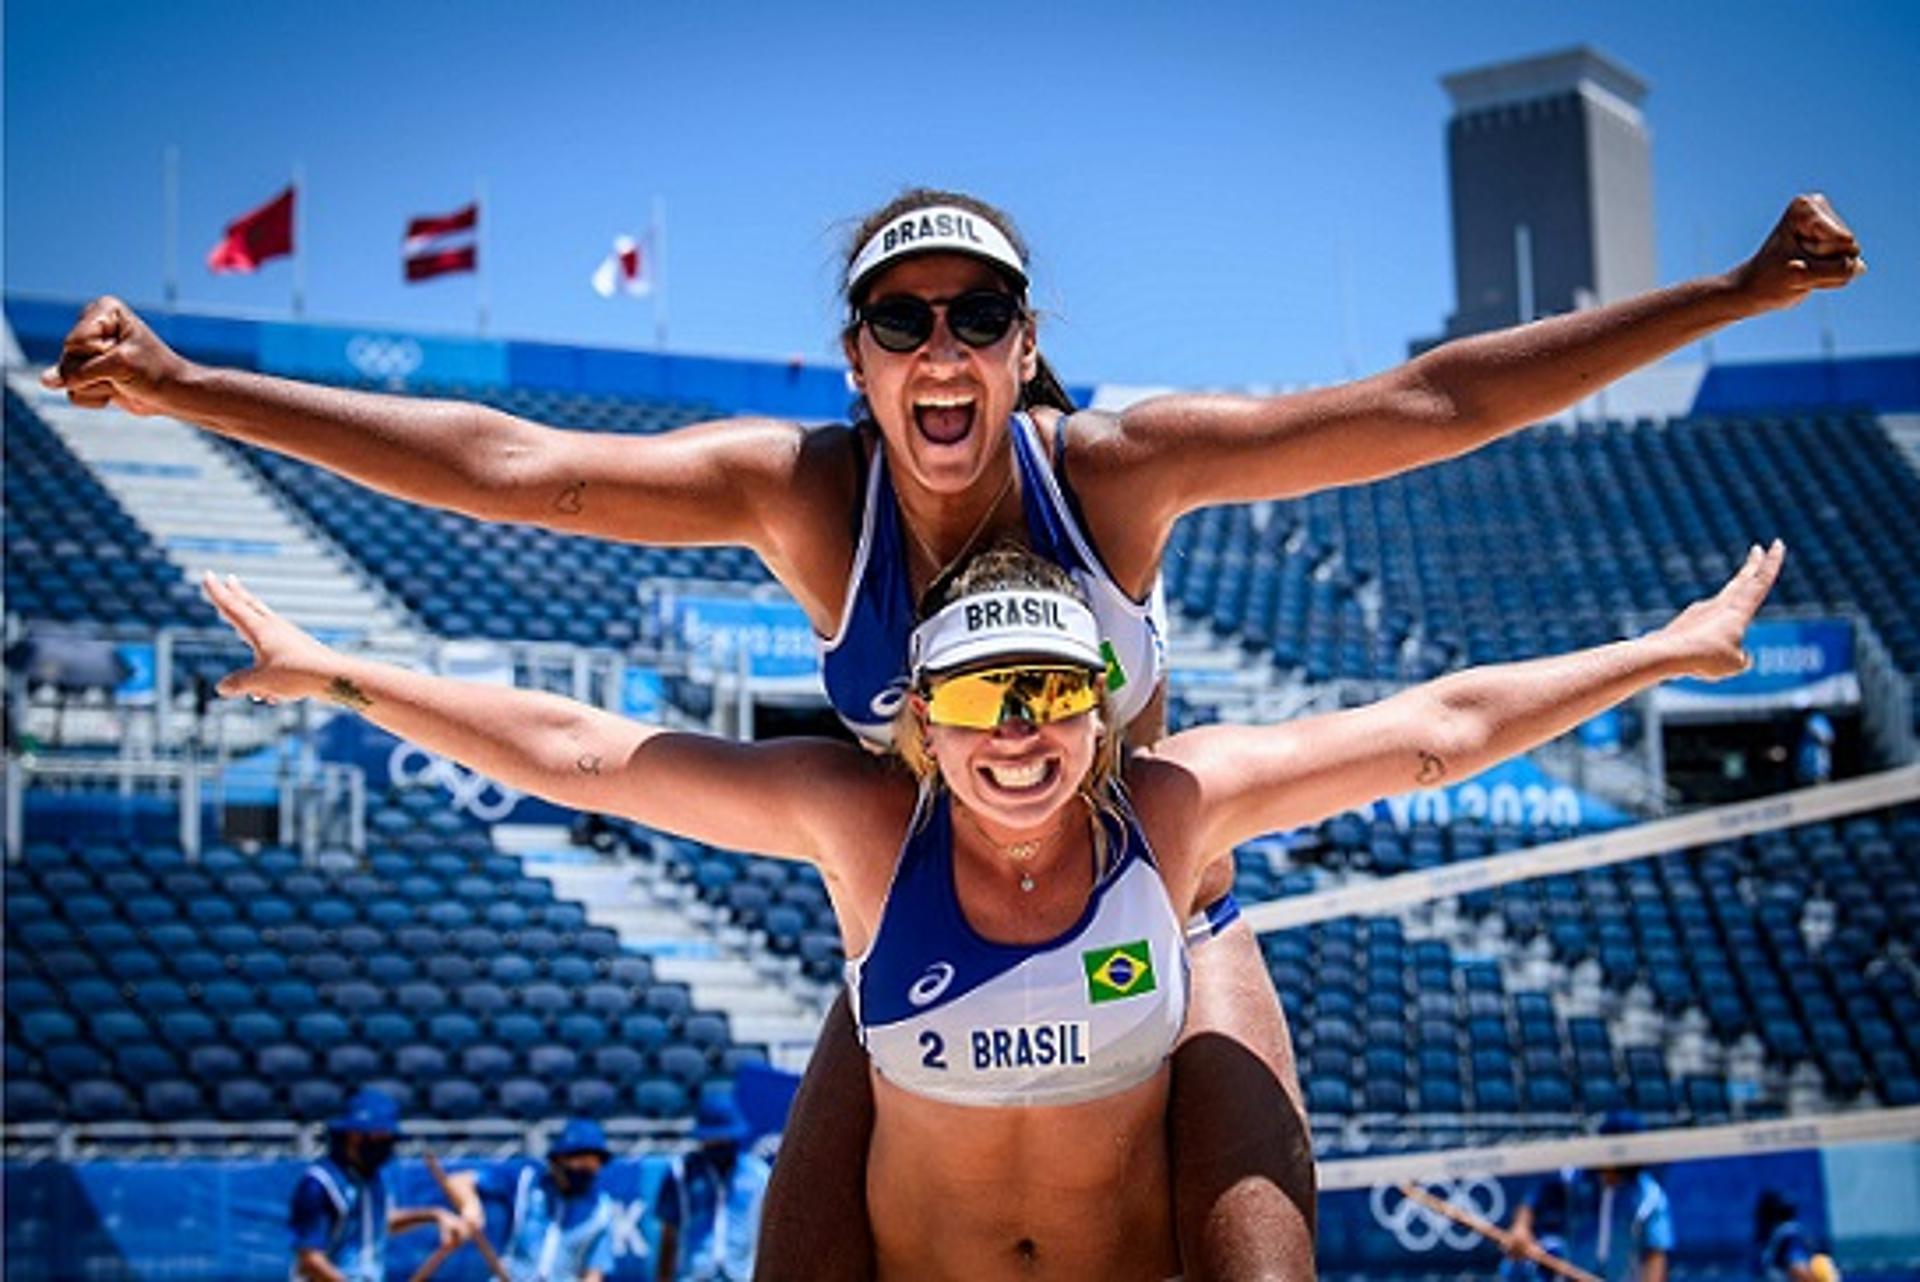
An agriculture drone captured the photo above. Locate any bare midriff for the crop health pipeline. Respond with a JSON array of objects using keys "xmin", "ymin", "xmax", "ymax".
[{"xmin": 866, "ymin": 1064, "xmax": 1178, "ymax": 1281}]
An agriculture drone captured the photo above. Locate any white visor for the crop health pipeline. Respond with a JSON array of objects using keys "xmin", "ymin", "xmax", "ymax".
[
  {"xmin": 846, "ymin": 205, "xmax": 1028, "ymax": 299},
  {"xmin": 909, "ymin": 590, "xmax": 1105, "ymax": 678}
]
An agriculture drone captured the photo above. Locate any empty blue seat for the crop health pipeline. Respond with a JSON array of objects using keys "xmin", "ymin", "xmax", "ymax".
[
  {"xmin": 188, "ymin": 1043, "xmax": 248, "ymax": 1083},
  {"xmin": 70, "ymin": 1078, "xmax": 138, "ymax": 1121},
  {"xmin": 294, "ymin": 1012, "xmax": 352, "ymax": 1051},
  {"xmin": 656, "ymin": 1045, "xmax": 708, "ymax": 1089},
  {"xmin": 395, "ymin": 1043, "xmax": 451, "ymax": 1083},
  {"xmin": 459, "ymin": 1044, "xmax": 515, "ymax": 1085},
  {"xmin": 488, "ymin": 1012, "xmax": 546, "ymax": 1051},
  {"xmin": 634, "ymin": 1077, "xmax": 691, "ymax": 1119},
  {"xmin": 428, "ymin": 1078, "xmax": 485, "ymax": 1119},
  {"xmin": 217, "ymin": 1078, "xmax": 277, "ymax": 1120},
  {"xmin": 326, "ymin": 1044, "xmax": 383, "ymax": 1082},
  {"xmin": 396, "ymin": 981, "xmax": 448, "ymax": 1014},
  {"xmin": 157, "ymin": 1010, "xmax": 220, "ymax": 1052},
  {"xmin": 42, "ymin": 1042, "xmax": 110, "ymax": 1080},
  {"xmin": 87, "ymin": 1010, "xmax": 151, "ymax": 1049},
  {"xmin": 288, "ymin": 1079, "xmax": 346, "ymax": 1122},
  {"xmin": 553, "ymin": 1012, "xmax": 607, "ymax": 1050},
  {"xmin": 5, "ymin": 1080, "xmax": 62, "ymax": 1122},
  {"xmin": 114, "ymin": 1043, "xmax": 181, "ymax": 1081},
  {"xmin": 426, "ymin": 1013, "xmax": 482, "ymax": 1050},
  {"xmin": 590, "ymin": 1046, "xmax": 646, "ymax": 1086},
  {"xmin": 528, "ymin": 1044, "xmax": 580, "ymax": 1084},
  {"xmin": 142, "ymin": 1079, "xmax": 206, "ymax": 1121},
  {"xmin": 566, "ymin": 1078, "xmax": 618, "ymax": 1118},
  {"xmin": 361, "ymin": 1013, "xmax": 417, "ymax": 1051},
  {"xmin": 226, "ymin": 1011, "xmax": 287, "ymax": 1049},
  {"xmin": 496, "ymin": 1077, "xmax": 552, "ymax": 1120}
]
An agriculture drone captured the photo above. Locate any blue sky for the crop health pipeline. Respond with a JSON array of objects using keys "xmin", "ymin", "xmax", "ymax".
[{"xmin": 6, "ymin": 1, "xmax": 1917, "ymax": 388}]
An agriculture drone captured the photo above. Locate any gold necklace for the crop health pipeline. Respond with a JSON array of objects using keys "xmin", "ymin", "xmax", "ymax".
[
  {"xmin": 956, "ymin": 801, "xmax": 1076, "ymax": 893},
  {"xmin": 900, "ymin": 459, "xmax": 1018, "ymax": 595}
]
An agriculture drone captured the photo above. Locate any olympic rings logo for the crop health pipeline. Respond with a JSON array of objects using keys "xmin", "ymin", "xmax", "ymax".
[
  {"xmin": 346, "ymin": 335, "xmax": 424, "ymax": 385},
  {"xmin": 1369, "ymin": 1179, "xmax": 1507, "ymax": 1253},
  {"xmin": 387, "ymin": 743, "xmax": 523, "ymax": 823}
]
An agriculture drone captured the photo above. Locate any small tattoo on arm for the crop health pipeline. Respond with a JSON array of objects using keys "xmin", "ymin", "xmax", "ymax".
[
  {"xmin": 1416, "ymin": 751, "xmax": 1446, "ymax": 785},
  {"xmin": 554, "ymin": 482, "xmax": 587, "ymax": 515},
  {"xmin": 325, "ymin": 677, "xmax": 373, "ymax": 712},
  {"xmin": 576, "ymin": 754, "xmax": 603, "ymax": 776}
]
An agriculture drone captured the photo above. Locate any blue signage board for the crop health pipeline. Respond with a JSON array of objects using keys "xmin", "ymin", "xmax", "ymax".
[{"xmin": 667, "ymin": 595, "xmax": 818, "ymax": 680}]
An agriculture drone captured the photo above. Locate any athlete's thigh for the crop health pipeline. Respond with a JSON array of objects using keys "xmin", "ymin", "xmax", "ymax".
[
  {"xmin": 755, "ymin": 990, "xmax": 876, "ymax": 1282},
  {"xmin": 1169, "ymin": 918, "xmax": 1317, "ymax": 1281}
]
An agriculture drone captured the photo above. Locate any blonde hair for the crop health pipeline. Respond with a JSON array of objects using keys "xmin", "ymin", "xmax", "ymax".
[{"xmin": 891, "ymin": 542, "xmax": 1129, "ymax": 873}]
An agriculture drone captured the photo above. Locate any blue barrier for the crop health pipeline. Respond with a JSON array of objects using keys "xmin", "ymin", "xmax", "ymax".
[{"xmin": 1692, "ymin": 354, "xmax": 1920, "ymax": 415}]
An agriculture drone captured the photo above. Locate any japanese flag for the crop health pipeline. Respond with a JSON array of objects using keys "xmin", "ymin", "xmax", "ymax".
[{"xmin": 592, "ymin": 235, "xmax": 651, "ymax": 297}]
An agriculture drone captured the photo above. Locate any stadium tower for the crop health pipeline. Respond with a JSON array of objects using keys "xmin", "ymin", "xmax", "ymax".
[{"xmin": 1416, "ymin": 45, "xmax": 1656, "ymax": 352}]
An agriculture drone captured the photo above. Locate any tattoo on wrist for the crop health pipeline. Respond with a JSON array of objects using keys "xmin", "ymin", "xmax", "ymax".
[
  {"xmin": 554, "ymin": 481, "xmax": 587, "ymax": 515},
  {"xmin": 325, "ymin": 677, "xmax": 373, "ymax": 712},
  {"xmin": 576, "ymin": 754, "xmax": 603, "ymax": 776},
  {"xmin": 1415, "ymin": 751, "xmax": 1446, "ymax": 785}
]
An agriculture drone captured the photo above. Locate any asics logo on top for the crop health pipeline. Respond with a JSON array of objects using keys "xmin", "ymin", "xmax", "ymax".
[{"xmin": 908, "ymin": 962, "xmax": 956, "ymax": 1007}]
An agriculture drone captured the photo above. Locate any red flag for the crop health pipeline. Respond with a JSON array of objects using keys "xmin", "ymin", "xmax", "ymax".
[
  {"xmin": 404, "ymin": 202, "xmax": 478, "ymax": 282},
  {"xmin": 206, "ymin": 185, "xmax": 295, "ymax": 274}
]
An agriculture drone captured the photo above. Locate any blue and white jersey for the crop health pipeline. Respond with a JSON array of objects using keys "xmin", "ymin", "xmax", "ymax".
[
  {"xmin": 1512, "ymin": 1169, "xmax": 1674, "ymax": 1282},
  {"xmin": 288, "ymin": 1158, "xmax": 388, "ymax": 1282},
  {"xmin": 847, "ymin": 788, "xmax": 1189, "ymax": 1107},
  {"xmin": 476, "ymin": 1160, "xmax": 616, "ymax": 1282},
  {"xmin": 818, "ymin": 413, "xmax": 1169, "ymax": 746},
  {"xmin": 656, "ymin": 1149, "xmax": 772, "ymax": 1281}
]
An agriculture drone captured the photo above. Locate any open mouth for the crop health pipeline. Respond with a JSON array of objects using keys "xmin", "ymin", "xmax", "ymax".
[
  {"xmin": 978, "ymin": 758, "xmax": 1057, "ymax": 795},
  {"xmin": 913, "ymin": 393, "xmax": 976, "ymax": 446}
]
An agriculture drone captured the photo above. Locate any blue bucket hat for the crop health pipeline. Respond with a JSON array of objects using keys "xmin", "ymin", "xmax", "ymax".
[
  {"xmin": 329, "ymin": 1088, "xmax": 403, "ymax": 1136},
  {"xmin": 551, "ymin": 1117, "xmax": 611, "ymax": 1159},
  {"xmin": 691, "ymin": 1095, "xmax": 748, "ymax": 1143}
]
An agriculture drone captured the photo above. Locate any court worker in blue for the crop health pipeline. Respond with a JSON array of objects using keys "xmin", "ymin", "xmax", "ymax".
[
  {"xmin": 205, "ymin": 532, "xmax": 1780, "ymax": 1280},
  {"xmin": 1502, "ymin": 1111, "xmax": 1674, "ymax": 1282},
  {"xmin": 1754, "ymin": 1189, "xmax": 1841, "ymax": 1282},
  {"xmin": 444, "ymin": 1117, "xmax": 620, "ymax": 1282},
  {"xmin": 654, "ymin": 1095, "xmax": 772, "ymax": 1282},
  {"xmin": 288, "ymin": 1088, "xmax": 473, "ymax": 1282}
]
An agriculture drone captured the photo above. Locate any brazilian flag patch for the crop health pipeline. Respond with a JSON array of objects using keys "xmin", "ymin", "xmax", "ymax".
[
  {"xmin": 1082, "ymin": 940, "xmax": 1156, "ymax": 1005},
  {"xmin": 1100, "ymin": 639, "xmax": 1127, "ymax": 693}
]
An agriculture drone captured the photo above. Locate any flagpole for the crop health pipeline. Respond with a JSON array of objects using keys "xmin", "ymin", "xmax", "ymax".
[
  {"xmin": 475, "ymin": 179, "xmax": 489, "ymax": 336},
  {"xmin": 291, "ymin": 163, "xmax": 307, "ymax": 319},
  {"xmin": 652, "ymin": 194, "xmax": 668, "ymax": 350},
  {"xmin": 163, "ymin": 146, "xmax": 181, "ymax": 313}
]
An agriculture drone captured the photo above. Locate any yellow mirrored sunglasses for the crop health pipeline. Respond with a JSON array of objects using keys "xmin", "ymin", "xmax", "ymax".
[{"xmin": 922, "ymin": 665, "xmax": 1102, "ymax": 730}]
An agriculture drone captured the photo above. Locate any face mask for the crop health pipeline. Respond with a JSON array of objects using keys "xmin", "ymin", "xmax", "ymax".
[
  {"xmin": 553, "ymin": 1162, "xmax": 599, "ymax": 1196},
  {"xmin": 356, "ymin": 1137, "xmax": 397, "ymax": 1173}
]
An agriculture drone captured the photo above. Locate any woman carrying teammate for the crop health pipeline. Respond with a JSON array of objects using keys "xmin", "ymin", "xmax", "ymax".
[
  {"xmin": 46, "ymin": 189, "xmax": 1858, "ymax": 1277},
  {"xmin": 203, "ymin": 537, "xmax": 1780, "ymax": 1281}
]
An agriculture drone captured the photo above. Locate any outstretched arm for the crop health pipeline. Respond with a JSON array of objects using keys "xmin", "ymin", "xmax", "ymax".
[
  {"xmin": 40, "ymin": 298, "xmax": 826, "ymax": 554},
  {"xmin": 200, "ymin": 574, "xmax": 883, "ymax": 863},
  {"xmin": 1081, "ymin": 196, "xmax": 1861, "ymax": 538},
  {"xmin": 1152, "ymin": 543, "xmax": 1783, "ymax": 882}
]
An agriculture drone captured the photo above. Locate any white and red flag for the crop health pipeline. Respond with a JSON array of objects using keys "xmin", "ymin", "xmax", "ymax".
[
  {"xmin": 404, "ymin": 203, "xmax": 478, "ymax": 282},
  {"xmin": 591, "ymin": 234, "xmax": 652, "ymax": 297}
]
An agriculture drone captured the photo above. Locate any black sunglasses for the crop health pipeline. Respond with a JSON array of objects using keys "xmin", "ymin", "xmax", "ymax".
[{"xmin": 857, "ymin": 290, "xmax": 1023, "ymax": 354}]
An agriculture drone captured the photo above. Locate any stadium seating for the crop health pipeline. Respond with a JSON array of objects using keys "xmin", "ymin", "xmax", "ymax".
[
  {"xmin": 1162, "ymin": 413, "xmax": 1920, "ymax": 702},
  {"xmin": 3, "ymin": 388, "xmax": 219, "ymax": 631},
  {"xmin": 2, "ymin": 813, "xmax": 766, "ymax": 1125}
]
